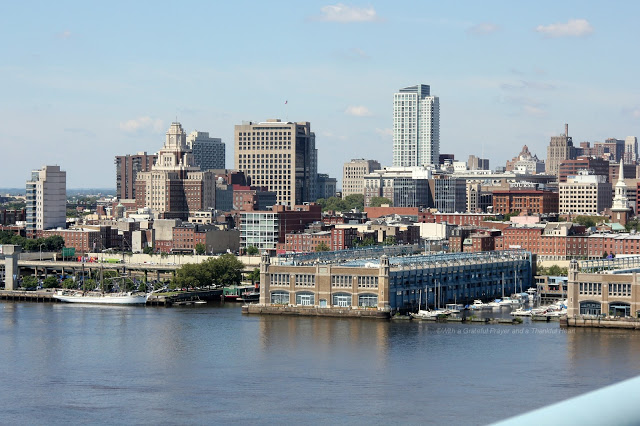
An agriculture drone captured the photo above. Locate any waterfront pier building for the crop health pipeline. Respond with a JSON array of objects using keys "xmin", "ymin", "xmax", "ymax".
[{"xmin": 250, "ymin": 248, "xmax": 533, "ymax": 317}]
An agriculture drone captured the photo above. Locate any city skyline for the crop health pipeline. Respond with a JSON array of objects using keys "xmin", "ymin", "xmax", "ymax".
[{"xmin": 2, "ymin": 2, "xmax": 640, "ymax": 188}]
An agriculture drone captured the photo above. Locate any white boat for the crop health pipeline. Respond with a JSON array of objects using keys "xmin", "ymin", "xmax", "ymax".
[
  {"xmin": 445, "ymin": 303, "xmax": 463, "ymax": 314},
  {"xmin": 487, "ymin": 299, "xmax": 501, "ymax": 309},
  {"xmin": 411, "ymin": 309, "xmax": 450, "ymax": 319},
  {"xmin": 469, "ymin": 299, "xmax": 490, "ymax": 310},
  {"xmin": 53, "ymin": 290, "xmax": 149, "ymax": 305},
  {"xmin": 499, "ymin": 297, "xmax": 520, "ymax": 307},
  {"xmin": 510, "ymin": 307, "xmax": 533, "ymax": 317}
]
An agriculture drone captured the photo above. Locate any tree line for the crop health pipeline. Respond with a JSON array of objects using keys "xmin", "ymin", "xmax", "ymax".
[{"xmin": 0, "ymin": 231, "xmax": 65, "ymax": 252}]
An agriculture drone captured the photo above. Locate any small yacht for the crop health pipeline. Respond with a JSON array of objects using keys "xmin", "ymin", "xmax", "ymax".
[
  {"xmin": 469, "ymin": 299, "xmax": 490, "ymax": 310},
  {"xmin": 445, "ymin": 303, "xmax": 463, "ymax": 314},
  {"xmin": 499, "ymin": 297, "xmax": 520, "ymax": 307},
  {"xmin": 487, "ymin": 299, "xmax": 501, "ymax": 309},
  {"xmin": 510, "ymin": 307, "xmax": 532, "ymax": 316}
]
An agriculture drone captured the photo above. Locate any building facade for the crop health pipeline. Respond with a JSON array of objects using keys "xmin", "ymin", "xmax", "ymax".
[
  {"xmin": 342, "ymin": 159, "xmax": 381, "ymax": 199},
  {"xmin": 316, "ymin": 174, "xmax": 337, "ymax": 199},
  {"xmin": 492, "ymin": 189, "xmax": 559, "ymax": 215},
  {"xmin": 257, "ymin": 250, "xmax": 532, "ymax": 314},
  {"xmin": 234, "ymin": 119, "xmax": 317, "ymax": 207},
  {"xmin": 559, "ymin": 172, "xmax": 611, "ymax": 215},
  {"xmin": 26, "ymin": 165, "xmax": 66, "ymax": 233},
  {"xmin": 546, "ymin": 124, "xmax": 576, "ymax": 176},
  {"xmin": 186, "ymin": 131, "xmax": 225, "ymax": 171},
  {"xmin": 393, "ymin": 84, "xmax": 440, "ymax": 167},
  {"xmin": 115, "ymin": 152, "xmax": 157, "ymax": 200},
  {"xmin": 135, "ymin": 122, "xmax": 215, "ymax": 220}
]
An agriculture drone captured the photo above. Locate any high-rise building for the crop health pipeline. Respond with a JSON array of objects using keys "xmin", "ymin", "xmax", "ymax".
[
  {"xmin": 186, "ymin": 131, "xmax": 225, "ymax": 171},
  {"xmin": 26, "ymin": 165, "xmax": 66, "ymax": 233},
  {"xmin": 393, "ymin": 84, "xmax": 440, "ymax": 167},
  {"xmin": 546, "ymin": 123, "xmax": 577, "ymax": 176},
  {"xmin": 115, "ymin": 152, "xmax": 157, "ymax": 200},
  {"xmin": 342, "ymin": 158, "xmax": 381, "ymax": 199},
  {"xmin": 559, "ymin": 171, "xmax": 611, "ymax": 215},
  {"xmin": 625, "ymin": 136, "xmax": 638, "ymax": 164},
  {"xmin": 135, "ymin": 122, "xmax": 215, "ymax": 220},
  {"xmin": 234, "ymin": 119, "xmax": 317, "ymax": 207},
  {"xmin": 467, "ymin": 155, "xmax": 489, "ymax": 171},
  {"xmin": 316, "ymin": 174, "xmax": 337, "ymax": 199}
]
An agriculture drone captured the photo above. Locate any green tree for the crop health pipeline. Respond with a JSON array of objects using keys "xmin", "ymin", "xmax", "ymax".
[
  {"xmin": 62, "ymin": 278, "xmax": 76, "ymax": 289},
  {"xmin": 383, "ymin": 236, "xmax": 396, "ymax": 246},
  {"xmin": 21, "ymin": 276, "xmax": 38, "ymax": 288},
  {"xmin": 355, "ymin": 236, "xmax": 376, "ymax": 247},
  {"xmin": 43, "ymin": 276, "xmax": 59, "ymax": 289},
  {"xmin": 209, "ymin": 254, "xmax": 245, "ymax": 287},
  {"xmin": 246, "ymin": 246, "xmax": 259, "ymax": 256},
  {"xmin": 573, "ymin": 215, "xmax": 596, "ymax": 228},
  {"xmin": 315, "ymin": 242, "xmax": 330, "ymax": 252},
  {"xmin": 369, "ymin": 197, "xmax": 393, "ymax": 207},
  {"xmin": 247, "ymin": 268, "xmax": 260, "ymax": 285},
  {"xmin": 143, "ymin": 246, "xmax": 154, "ymax": 255},
  {"xmin": 195, "ymin": 243, "xmax": 206, "ymax": 255},
  {"xmin": 343, "ymin": 194, "xmax": 364, "ymax": 211}
]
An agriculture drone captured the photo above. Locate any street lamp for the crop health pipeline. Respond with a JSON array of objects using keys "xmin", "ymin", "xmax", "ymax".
[{"xmin": 39, "ymin": 243, "xmax": 45, "ymax": 262}]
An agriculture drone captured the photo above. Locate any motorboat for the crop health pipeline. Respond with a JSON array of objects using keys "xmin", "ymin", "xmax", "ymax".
[
  {"xmin": 510, "ymin": 307, "xmax": 533, "ymax": 316},
  {"xmin": 469, "ymin": 299, "xmax": 490, "ymax": 310},
  {"xmin": 487, "ymin": 299, "xmax": 502, "ymax": 309},
  {"xmin": 499, "ymin": 297, "xmax": 520, "ymax": 307},
  {"xmin": 445, "ymin": 303, "xmax": 463, "ymax": 314}
]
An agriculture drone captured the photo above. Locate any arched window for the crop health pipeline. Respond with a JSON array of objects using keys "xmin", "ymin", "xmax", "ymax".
[
  {"xmin": 579, "ymin": 301, "xmax": 601, "ymax": 316},
  {"xmin": 270, "ymin": 291, "xmax": 289, "ymax": 305},
  {"xmin": 332, "ymin": 292, "xmax": 351, "ymax": 307},
  {"xmin": 358, "ymin": 293, "xmax": 378, "ymax": 307},
  {"xmin": 609, "ymin": 302, "xmax": 630, "ymax": 317},
  {"xmin": 296, "ymin": 292, "xmax": 315, "ymax": 306}
]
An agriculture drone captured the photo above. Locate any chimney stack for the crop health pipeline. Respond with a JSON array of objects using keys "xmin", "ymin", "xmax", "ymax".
[{"xmin": 565, "ymin": 123, "xmax": 569, "ymax": 136}]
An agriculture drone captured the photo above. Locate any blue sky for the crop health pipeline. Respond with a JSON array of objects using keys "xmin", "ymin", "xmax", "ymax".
[{"xmin": 2, "ymin": 1, "xmax": 640, "ymax": 189}]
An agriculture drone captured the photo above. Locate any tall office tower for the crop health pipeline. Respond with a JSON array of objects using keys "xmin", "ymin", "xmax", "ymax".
[
  {"xmin": 186, "ymin": 131, "xmax": 225, "ymax": 171},
  {"xmin": 546, "ymin": 123, "xmax": 576, "ymax": 177},
  {"xmin": 26, "ymin": 165, "xmax": 66, "ymax": 233},
  {"xmin": 342, "ymin": 158, "xmax": 381, "ymax": 199},
  {"xmin": 392, "ymin": 84, "xmax": 440, "ymax": 167},
  {"xmin": 234, "ymin": 119, "xmax": 317, "ymax": 207},
  {"xmin": 114, "ymin": 152, "xmax": 157, "ymax": 200},
  {"xmin": 135, "ymin": 122, "xmax": 215, "ymax": 220},
  {"xmin": 624, "ymin": 136, "xmax": 638, "ymax": 164}
]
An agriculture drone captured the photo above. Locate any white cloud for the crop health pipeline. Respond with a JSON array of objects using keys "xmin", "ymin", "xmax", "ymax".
[
  {"xmin": 375, "ymin": 128, "xmax": 392, "ymax": 137},
  {"xmin": 317, "ymin": 4, "xmax": 379, "ymax": 23},
  {"xmin": 56, "ymin": 30, "xmax": 72, "ymax": 39},
  {"xmin": 467, "ymin": 23, "xmax": 499, "ymax": 35},
  {"xmin": 119, "ymin": 116, "xmax": 164, "ymax": 133},
  {"xmin": 535, "ymin": 19, "xmax": 593, "ymax": 38},
  {"xmin": 345, "ymin": 105, "xmax": 372, "ymax": 116}
]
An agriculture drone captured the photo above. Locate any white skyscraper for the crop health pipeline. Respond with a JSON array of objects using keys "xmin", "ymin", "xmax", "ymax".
[
  {"xmin": 392, "ymin": 84, "xmax": 440, "ymax": 167},
  {"xmin": 26, "ymin": 165, "xmax": 66, "ymax": 233}
]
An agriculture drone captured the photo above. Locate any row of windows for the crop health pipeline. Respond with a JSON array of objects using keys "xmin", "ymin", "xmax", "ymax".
[
  {"xmin": 270, "ymin": 291, "xmax": 377, "ymax": 307},
  {"xmin": 358, "ymin": 276, "xmax": 379, "ymax": 288},
  {"xmin": 579, "ymin": 282, "xmax": 602, "ymax": 295},
  {"xmin": 609, "ymin": 283, "xmax": 632, "ymax": 297},
  {"xmin": 295, "ymin": 274, "xmax": 315, "ymax": 286}
]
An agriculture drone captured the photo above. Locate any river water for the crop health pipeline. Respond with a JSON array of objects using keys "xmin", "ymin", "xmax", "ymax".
[{"xmin": 2, "ymin": 301, "xmax": 640, "ymax": 425}]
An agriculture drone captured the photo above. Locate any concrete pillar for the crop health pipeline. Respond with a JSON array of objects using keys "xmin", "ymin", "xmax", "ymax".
[{"xmin": 3, "ymin": 245, "xmax": 22, "ymax": 291}]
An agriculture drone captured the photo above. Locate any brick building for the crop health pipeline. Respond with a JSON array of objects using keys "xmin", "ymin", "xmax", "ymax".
[{"xmin": 492, "ymin": 189, "xmax": 559, "ymax": 215}]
